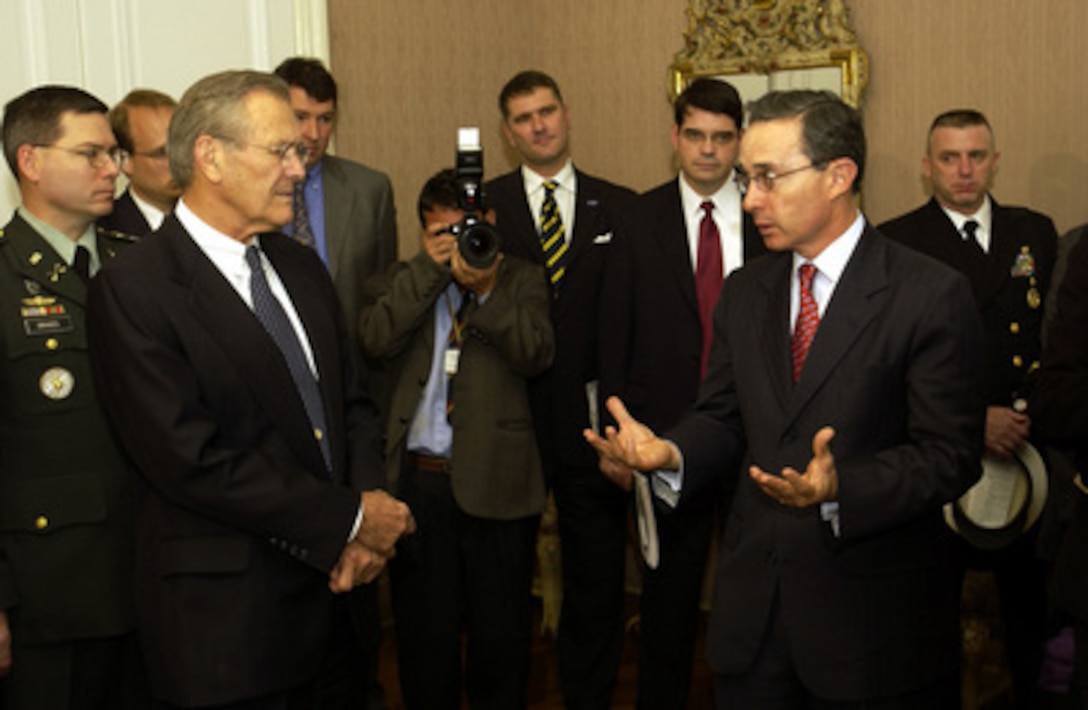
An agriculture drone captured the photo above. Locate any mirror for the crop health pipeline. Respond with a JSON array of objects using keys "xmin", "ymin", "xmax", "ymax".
[{"xmin": 669, "ymin": 0, "xmax": 869, "ymax": 109}]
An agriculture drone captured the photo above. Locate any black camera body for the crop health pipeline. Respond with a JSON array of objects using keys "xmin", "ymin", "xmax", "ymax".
[{"xmin": 450, "ymin": 128, "xmax": 501, "ymax": 269}]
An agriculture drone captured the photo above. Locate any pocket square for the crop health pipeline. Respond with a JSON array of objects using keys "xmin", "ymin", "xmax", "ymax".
[{"xmin": 593, "ymin": 232, "xmax": 613, "ymax": 244}]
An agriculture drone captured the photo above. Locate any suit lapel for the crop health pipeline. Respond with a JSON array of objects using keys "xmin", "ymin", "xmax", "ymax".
[
  {"xmin": 321, "ymin": 157, "xmax": 350, "ymax": 280},
  {"xmin": 788, "ymin": 228, "xmax": 888, "ymax": 420},
  {"xmin": 164, "ymin": 219, "xmax": 329, "ymax": 476},
  {"xmin": 658, "ymin": 182, "xmax": 700, "ymax": 316},
  {"xmin": 755, "ymin": 252, "xmax": 795, "ymax": 411}
]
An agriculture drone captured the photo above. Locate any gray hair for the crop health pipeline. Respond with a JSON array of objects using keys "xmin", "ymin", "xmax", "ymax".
[{"xmin": 168, "ymin": 70, "xmax": 289, "ymax": 188}]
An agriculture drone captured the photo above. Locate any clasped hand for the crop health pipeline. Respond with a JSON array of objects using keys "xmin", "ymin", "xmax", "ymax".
[{"xmin": 329, "ymin": 490, "xmax": 416, "ymax": 593}]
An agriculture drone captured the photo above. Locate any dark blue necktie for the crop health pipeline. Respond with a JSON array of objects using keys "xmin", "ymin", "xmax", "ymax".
[{"xmin": 245, "ymin": 244, "xmax": 331, "ymax": 473}]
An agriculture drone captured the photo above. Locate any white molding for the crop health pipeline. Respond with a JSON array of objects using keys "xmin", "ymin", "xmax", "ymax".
[{"xmin": 292, "ymin": 0, "xmax": 329, "ymax": 62}]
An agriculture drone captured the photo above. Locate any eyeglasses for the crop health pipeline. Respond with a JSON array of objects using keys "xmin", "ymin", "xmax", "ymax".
[
  {"xmin": 34, "ymin": 143, "xmax": 123, "ymax": 169},
  {"xmin": 220, "ymin": 137, "xmax": 310, "ymax": 166},
  {"xmin": 679, "ymin": 128, "xmax": 737, "ymax": 147},
  {"xmin": 735, "ymin": 163, "xmax": 821, "ymax": 195}
]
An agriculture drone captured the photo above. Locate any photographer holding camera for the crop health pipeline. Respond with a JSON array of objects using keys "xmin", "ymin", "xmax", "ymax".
[{"xmin": 358, "ymin": 164, "xmax": 554, "ymax": 708}]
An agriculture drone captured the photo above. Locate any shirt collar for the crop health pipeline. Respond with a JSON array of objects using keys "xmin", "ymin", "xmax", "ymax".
[
  {"xmin": 129, "ymin": 188, "xmax": 168, "ymax": 231},
  {"xmin": 793, "ymin": 211, "xmax": 866, "ymax": 284},
  {"xmin": 677, "ymin": 172, "xmax": 740, "ymax": 219},
  {"xmin": 939, "ymin": 194, "xmax": 992, "ymax": 235},
  {"xmin": 175, "ymin": 198, "xmax": 254, "ymax": 278},
  {"xmin": 18, "ymin": 206, "xmax": 98, "ymax": 266},
  {"xmin": 521, "ymin": 159, "xmax": 574, "ymax": 195}
]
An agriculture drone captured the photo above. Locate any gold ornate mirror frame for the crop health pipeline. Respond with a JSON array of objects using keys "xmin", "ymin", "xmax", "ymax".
[{"xmin": 669, "ymin": 0, "xmax": 869, "ymax": 109}]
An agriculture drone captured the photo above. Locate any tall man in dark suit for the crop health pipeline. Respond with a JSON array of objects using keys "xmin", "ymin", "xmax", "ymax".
[
  {"xmin": 273, "ymin": 55, "xmax": 399, "ymax": 709},
  {"xmin": 485, "ymin": 69, "xmax": 635, "ymax": 708},
  {"xmin": 359, "ymin": 169, "xmax": 553, "ymax": 708},
  {"xmin": 273, "ymin": 57, "xmax": 397, "ymax": 347},
  {"xmin": 599, "ymin": 77, "xmax": 763, "ymax": 709},
  {"xmin": 86, "ymin": 70, "xmax": 414, "ymax": 709},
  {"xmin": 100, "ymin": 89, "xmax": 180, "ymax": 235},
  {"xmin": 588, "ymin": 90, "xmax": 985, "ymax": 708},
  {"xmin": 1031, "ymin": 235, "xmax": 1088, "ymax": 706},
  {"xmin": 878, "ymin": 109, "xmax": 1057, "ymax": 708},
  {"xmin": 0, "ymin": 85, "xmax": 146, "ymax": 709}
]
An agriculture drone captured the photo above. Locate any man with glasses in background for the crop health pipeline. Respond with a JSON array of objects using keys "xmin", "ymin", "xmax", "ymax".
[
  {"xmin": 86, "ymin": 70, "xmax": 414, "ymax": 709},
  {"xmin": 99, "ymin": 89, "xmax": 180, "ymax": 236},
  {"xmin": 588, "ymin": 90, "xmax": 986, "ymax": 707},
  {"xmin": 0, "ymin": 85, "xmax": 147, "ymax": 708},
  {"xmin": 599, "ymin": 76, "xmax": 764, "ymax": 709}
]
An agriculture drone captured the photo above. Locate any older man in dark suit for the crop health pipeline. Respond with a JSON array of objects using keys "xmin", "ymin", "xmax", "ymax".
[
  {"xmin": 589, "ymin": 90, "xmax": 985, "ymax": 708},
  {"xmin": 86, "ymin": 70, "xmax": 413, "ymax": 709},
  {"xmin": 599, "ymin": 77, "xmax": 764, "ymax": 709},
  {"xmin": 485, "ymin": 69, "xmax": 635, "ymax": 709},
  {"xmin": 878, "ymin": 109, "xmax": 1057, "ymax": 709}
]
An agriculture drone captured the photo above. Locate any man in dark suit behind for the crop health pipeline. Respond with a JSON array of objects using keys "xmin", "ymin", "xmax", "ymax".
[
  {"xmin": 86, "ymin": 70, "xmax": 414, "ymax": 709},
  {"xmin": 878, "ymin": 109, "xmax": 1057, "ymax": 709},
  {"xmin": 359, "ymin": 169, "xmax": 553, "ymax": 707},
  {"xmin": 1031, "ymin": 234, "xmax": 1088, "ymax": 706},
  {"xmin": 589, "ymin": 90, "xmax": 985, "ymax": 708},
  {"xmin": 99, "ymin": 89, "xmax": 180, "ymax": 235},
  {"xmin": 0, "ymin": 85, "xmax": 147, "ymax": 709},
  {"xmin": 598, "ymin": 77, "xmax": 763, "ymax": 709},
  {"xmin": 485, "ymin": 69, "xmax": 635, "ymax": 709}
]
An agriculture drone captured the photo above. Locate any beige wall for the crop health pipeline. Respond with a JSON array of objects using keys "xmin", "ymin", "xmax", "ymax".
[{"xmin": 329, "ymin": 0, "xmax": 1088, "ymax": 256}]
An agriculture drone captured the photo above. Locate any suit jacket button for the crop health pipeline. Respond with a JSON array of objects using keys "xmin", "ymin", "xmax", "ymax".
[
  {"xmin": 1009, "ymin": 321, "xmax": 1020, "ymax": 334},
  {"xmin": 34, "ymin": 515, "xmax": 49, "ymax": 530},
  {"xmin": 1012, "ymin": 355, "xmax": 1023, "ymax": 368}
]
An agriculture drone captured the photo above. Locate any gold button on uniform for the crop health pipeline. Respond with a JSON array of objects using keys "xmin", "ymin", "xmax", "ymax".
[
  {"xmin": 35, "ymin": 516, "xmax": 48, "ymax": 530},
  {"xmin": 314, "ymin": 428, "xmax": 324, "ymax": 441},
  {"xmin": 45, "ymin": 338, "xmax": 58, "ymax": 350},
  {"xmin": 1009, "ymin": 322, "xmax": 1020, "ymax": 334},
  {"xmin": 1013, "ymin": 355, "xmax": 1023, "ymax": 368}
]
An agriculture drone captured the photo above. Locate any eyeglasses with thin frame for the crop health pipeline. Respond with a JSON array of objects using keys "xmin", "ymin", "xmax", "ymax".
[
  {"xmin": 33, "ymin": 143, "xmax": 123, "ymax": 169},
  {"xmin": 734, "ymin": 162, "xmax": 823, "ymax": 195},
  {"xmin": 218, "ymin": 137, "xmax": 311, "ymax": 166}
]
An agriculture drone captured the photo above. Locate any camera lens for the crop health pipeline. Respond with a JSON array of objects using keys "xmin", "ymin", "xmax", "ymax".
[{"xmin": 456, "ymin": 218, "xmax": 502, "ymax": 269}]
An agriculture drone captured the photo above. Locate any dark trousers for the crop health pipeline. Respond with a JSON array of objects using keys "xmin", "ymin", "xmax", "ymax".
[
  {"xmin": 637, "ymin": 498, "xmax": 715, "ymax": 709},
  {"xmin": 964, "ymin": 528, "xmax": 1049, "ymax": 709},
  {"xmin": 390, "ymin": 466, "xmax": 539, "ymax": 709},
  {"xmin": 149, "ymin": 595, "xmax": 366, "ymax": 710},
  {"xmin": 554, "ymin": 463, "xmax": 629, "ymax": 710},
  {"xmin": 714, "ymin": 593, "xmax": 959, "ymax": 710},
  {"xmin": 1, "ymin": 631, "xmax": 148, "ymax": 710}
]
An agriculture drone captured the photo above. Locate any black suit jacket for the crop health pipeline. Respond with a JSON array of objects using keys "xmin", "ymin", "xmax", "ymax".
[
  {"xmin": 668, "ymin": 224, "xmax": 985, "ymax": 699},
  {"xmin": 98, "ymin": 188, "xmax": 154, "ymax": 237},
  {"xmin": 1033, "ymin": 234, "xmax": 1088, "ymax": 618},
  {"xmin": 599, "ymin": 177, "xmax": 763, "ymax": 434},
  {"xmin": 486, "ymin": 168, "xmax": 634, "ymax": 474},
  {"xmin": 87, "ymin": 216, "xmax": 383, "ymax": 707},
  {"xmin": 0, "ymin": 215, "xmax": 137, "ymax": 645},
  {"xmin": 879, "ymin": 197, "xmax": 1057, "ymax": 404}
]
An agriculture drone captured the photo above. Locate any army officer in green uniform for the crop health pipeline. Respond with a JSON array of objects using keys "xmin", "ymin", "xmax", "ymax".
[{"xmin": 0, "ymin": 86, "xmax": 146, "ymax": 709}]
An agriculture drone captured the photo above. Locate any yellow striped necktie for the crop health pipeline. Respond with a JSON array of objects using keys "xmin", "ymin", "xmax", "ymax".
[{"xmin": 539, "ymin": 180, "xmax": 568, "ymax": 287}]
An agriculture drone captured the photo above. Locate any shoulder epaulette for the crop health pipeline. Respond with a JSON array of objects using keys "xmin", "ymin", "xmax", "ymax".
[{"xmin": 96, "ymin": 224, "xmax": 140, "ymax": 243}]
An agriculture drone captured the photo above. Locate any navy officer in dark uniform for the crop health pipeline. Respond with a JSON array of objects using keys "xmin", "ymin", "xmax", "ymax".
[
  {"xmin": 879, "ymin": 108, "xmax": 1057, "ymax": 710},
  {"xmin": 0, "ymin": 85, "xmax": 146, "ymax": 709}
]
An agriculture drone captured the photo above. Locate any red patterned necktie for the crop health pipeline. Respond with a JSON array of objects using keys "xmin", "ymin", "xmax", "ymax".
[
  {"xmin": 791, "ymin": 263, "xmax": 819, "ymax": 384},
  {"xmin": 695, "ymin": 201, "xmax": 723, "ymax": 377}
]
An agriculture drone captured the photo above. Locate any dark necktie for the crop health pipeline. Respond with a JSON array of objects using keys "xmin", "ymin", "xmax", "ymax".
[
  {"xmin": 292, "ymin": 180, "xmax": 315, "ymax": 248},
  {"xmin": 244, "ymin": 245, "xmax": 330, "ymax": 472},
  {"xmin": 539, "ymin": 180, "xmax": 568, "ymax": 288},
  {"xmin": 791, "ymin": 263, "xmax": 819, "ymax": 384},
  {"xmin": 72, "ymin": 245, "xmax": 91, "ymax": 283},
  {"xmin": 695, "ymin": 201, "xmax": 723, "ymax": 377},
  {"xmin": 963, "ymin": 219, "xmax": 982, "ymax": 253},
  {"xmin": 445, "ymin": 289, "xmax": 472, "ymax": 419}
]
